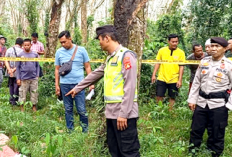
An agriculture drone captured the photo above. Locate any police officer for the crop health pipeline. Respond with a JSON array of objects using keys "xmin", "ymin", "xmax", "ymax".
[
  {"xmin": 66, "ymin": 25, "xmax": 140, "ymax": 157},
  {"xmin": 188, "ymin": 37, "xmax": 232, "ymax": 157}
]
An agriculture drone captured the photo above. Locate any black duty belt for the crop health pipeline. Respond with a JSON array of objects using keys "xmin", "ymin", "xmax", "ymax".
[{"xmin": 199, "ymin": 89, "xmax": 231, "ymax": 102}]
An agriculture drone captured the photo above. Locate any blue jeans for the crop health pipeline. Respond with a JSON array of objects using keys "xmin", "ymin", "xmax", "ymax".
[{"xmin": 60, "ymin": 84, "xmax": 88, "ymax": 132}]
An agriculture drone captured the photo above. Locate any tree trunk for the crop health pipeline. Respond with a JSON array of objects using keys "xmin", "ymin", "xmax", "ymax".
[
  {"xmin": 114, "ymin": 0, "xmax": 148, "ymax": 89},
  {"xmin": 81, "ymin": 0, "xmax": 88, "ymax": 44},
  {"xmin": 66, "ymin": 0, "xmax": 82, "ymax": 29},
  {"xmin": 45, "ymin": 0, "xmax": 64, "ymax": 58}
]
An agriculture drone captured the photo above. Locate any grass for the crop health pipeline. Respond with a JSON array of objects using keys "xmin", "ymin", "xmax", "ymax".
[{"xmin": 0, "ymin": 76, "xmax": 232, "ymax": 157}]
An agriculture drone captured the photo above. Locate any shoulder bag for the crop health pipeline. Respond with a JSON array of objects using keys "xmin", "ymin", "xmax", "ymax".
[{"xmin": 59, "ymin": 45, "xmax": 78, "ymax": 76}]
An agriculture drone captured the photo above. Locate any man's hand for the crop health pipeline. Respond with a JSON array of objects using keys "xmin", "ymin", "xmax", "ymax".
[
  {"xmin": 17, "ymin": 80, "xmax": 21, "ymax": 86},
  {"xmin": 117, "ymin": 117, "xmax": 128, "ymax": 131},
  {"xmin": 151, "ymin": 75, "xmax": 156, "ymax": 84},
  {"xmin": 89, "ymin": 85, "xmax": 95, "ymax": 91},
  {"xmin": 189, "ymin": 103, "xmax": 196, "ymax": 111},
  {"xmin": 65, "ymin": 88, "xmax": 77, "ymax": 98},
  {"xmin": 12, "ymin": 68, "xmax": 16, "ymax": 73},
  {"xmin": 176, "ymin": 80, "xmax": 182, "ymax": 88},
  {"xmin": 8, "ymin": 69, "xmax": 13, "ymax": 77},
  {"xmin": 55, "ymin": 85, "xmax": 60, "ymax": 96}
]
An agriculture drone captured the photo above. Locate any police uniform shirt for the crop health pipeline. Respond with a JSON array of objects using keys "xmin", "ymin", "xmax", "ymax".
[
  {"xmin": 188, "ymin": 56, "xmax": 232, "ymax": 109},
  {"xmin": 72, "ymin": 46, "xmax": 139, "ymax": 119}
]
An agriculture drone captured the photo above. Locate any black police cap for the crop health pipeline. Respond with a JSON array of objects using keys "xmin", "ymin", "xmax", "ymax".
[
  {"xmin": 211, "ymin": 37, "xmax": 228, "ymax": 47},
  {"xmin": 95, "ymin": 25, "xmax": 116, "ymax": 39}
]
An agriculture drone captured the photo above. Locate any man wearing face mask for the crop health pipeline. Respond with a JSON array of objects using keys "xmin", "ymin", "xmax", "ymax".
[
  {"xmin": 188, "ymin": 37, "xmax": 232, "ymax": 157},
  {"xmin": 151, "ymin": 34, "xmax": 185, "ymax": 110}
]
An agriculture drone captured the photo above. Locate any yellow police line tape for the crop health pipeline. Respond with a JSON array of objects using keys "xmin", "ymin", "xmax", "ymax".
[{"xmin": 1, "ymin": 57, "xmax": 231, "ymax": 65}]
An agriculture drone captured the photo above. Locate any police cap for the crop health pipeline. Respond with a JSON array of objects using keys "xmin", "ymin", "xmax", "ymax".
[
  {"xmin": 211, "ymin": 37, "xmax": 228, "ymax": 47},
  {"xmin": 95, "ymin": 25, "xmax": 116, "ymax": 39}
]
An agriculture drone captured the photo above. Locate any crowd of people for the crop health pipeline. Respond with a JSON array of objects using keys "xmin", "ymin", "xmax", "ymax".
[
  {"xmin": 0, "ymin": 33, "xmax": 44, "ymax": 111},
  {"xmin": 1, "ymin": 25, "xmax": 232, "ymax": 157},
  {"xmin": 151, "ymin": 34, "xmax": 232, "ymax": 157}
]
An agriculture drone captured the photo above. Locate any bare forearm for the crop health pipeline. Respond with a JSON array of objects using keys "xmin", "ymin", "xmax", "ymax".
[
  {"xmin": 4, "ymin": 61, "xmax": 11, "ymax": 71},
  {"xmin": 85, "ymin": 66, "xmax": 92, "ymax": 75},
  {"xmin": 55, "ymin": 68, "xmax": 60, "ymax": 87},
  {"xmin": 152, "ymin": 64, "xmax": 160, "ymax": 76},
  {"xmin": 178, "ymin": 66, "xmax": 184, "ymax": 82},
  {"xmin": 38, "ymin": 51, "xmax": 45, "ymax": 55},
  {"xmin": 84, "ymin": 62, "xmax": 92, "ymax": 75}
]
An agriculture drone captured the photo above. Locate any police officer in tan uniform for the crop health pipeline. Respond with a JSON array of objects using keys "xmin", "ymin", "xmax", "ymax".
[
  {"xmin": 188, "ymin": 37, "xmax": 232, "ymax": 157},
  {"xmin": 66, "ymin": 25, "xmax": 140, "ymax": 157}
]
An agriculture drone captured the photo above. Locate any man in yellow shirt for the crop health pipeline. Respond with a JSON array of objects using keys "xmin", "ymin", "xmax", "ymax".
[{"xmin": 151, "ymin": 34, "xmax": 185, "ymax": 110}]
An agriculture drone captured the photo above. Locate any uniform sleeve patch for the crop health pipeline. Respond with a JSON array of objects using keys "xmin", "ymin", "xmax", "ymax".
[
  {"xmin": 124, "ymin": 57, "xmax": 130, "ymax": 61},
  {"xmin": 124, "ymin": 62, "xmax": 132, "ymax": 70},
  {"xmin": 123, "ymin": 56, "xmax": 132, "ymax": 70}
]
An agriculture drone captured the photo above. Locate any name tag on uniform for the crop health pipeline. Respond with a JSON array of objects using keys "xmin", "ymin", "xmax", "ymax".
[
  {"xmin": 216, "ymin": 68, "xmax": 227, "ymax": 74},
  {"xmin": 111, "ymin": 56, "xmax": 119, "ymax": 66}
]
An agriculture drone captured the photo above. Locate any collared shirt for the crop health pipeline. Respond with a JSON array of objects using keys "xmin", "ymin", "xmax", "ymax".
[
  {"xmin": 188, "ymin": 56, "xmax": 232, "ymax": 109},
  {"xmin": 5, "ymin": 45, "xmax": 23, "ymax": 77},
  {"xmin": 72, "ymin": 46, "xmax": 138, "ymax": 119},
  {"xmin": 187, "ymin": 52, "xmax": 208, "ymax": 83},
  {"xmin": 31, "ymin": 41, "xmax": 44, "ymax": 54},
  {"xmin": 156, "ymin": 46, "xmax": 185, "ymax": 83}
]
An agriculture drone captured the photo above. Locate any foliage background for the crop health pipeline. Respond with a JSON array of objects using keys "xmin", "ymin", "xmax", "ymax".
[{"xmin": 1, "ymin": 0, "xmax": 232, "ymax": 156}]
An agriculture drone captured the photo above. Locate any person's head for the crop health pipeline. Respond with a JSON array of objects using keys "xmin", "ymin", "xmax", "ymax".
[
  {"xmin": 23, "ymin": 38, "xmax": 32, "ymax": 52},
  {"xmin": 15, "ymin": 38, "xmax": 24, "ymax": 47},
  {"xmin": 95, "ymin": 25, "xmax": 119, "ymax": 51},
  {"xmin": 31, "ymin": 32, "xmax": 38, "ymax": 43},
  {"xmin": 192, "ymin": 44, "xmax": 203, "ymax": 58},
  {"xmin": 0, "ymin": 35, "xmax": 6, "ymax": 46},
  {"xmin": 167, "ymin": 34, "xmax": 179, "ymax": 50},
  {"xmin": 227, "ymin": 37, "xmax": 232, "ymax": 52},
  {"xmin": 210, "ymin": 37, "xmax": 228, "ymax": 60},
  {"xmin": 205, "ymin": 38, "xmax": 211, "ymax": 55},
  {"xmin": 58, "ymin": 31, "xmax": 72, "ymax": 50}
]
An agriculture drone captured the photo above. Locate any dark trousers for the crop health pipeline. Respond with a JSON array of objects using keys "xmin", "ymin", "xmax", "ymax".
[
  {"xmin": 8, "ymin": 77, "xmax": 19, "ymax": 105},
  {"xmin": 190, "ymin": 105, "xmax": 228, "ymax": 156},
  {"xmin": 107, "ymin": 118, "xmax": 140, "ymax": 157}
]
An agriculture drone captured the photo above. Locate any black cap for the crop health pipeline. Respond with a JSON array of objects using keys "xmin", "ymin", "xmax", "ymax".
[
  {"xmin": 95, "ymin": 25, "xmax": 116, "ymax": 39},
  {"xmin": 211, "ymin": 37, "xmax": 228, "ymax": 47},
  {"xmin": 0, "ymin": 35, "xmax": 6, "ymax": 40}
]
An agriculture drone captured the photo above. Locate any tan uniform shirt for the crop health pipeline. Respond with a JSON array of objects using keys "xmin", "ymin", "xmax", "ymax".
[
  {"xmin": 73, "ymin": 47, "xmax": 138, "ymax": 119},
  {"xmin": 188, "ymin": 56, "xmax": 232, "ymax": 109}
]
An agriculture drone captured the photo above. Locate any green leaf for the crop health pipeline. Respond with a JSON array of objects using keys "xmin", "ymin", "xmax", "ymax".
[
  {"xmin": 58, "ymin": 136, "xmax": 63, "ymax": 146},
  {"xmin": 45, "ymin": 133, "xmax": 50, "ymax": 145},
  {"xmin": 12, "ymin": 135, "xmax": 18, "ymax": 145}
]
